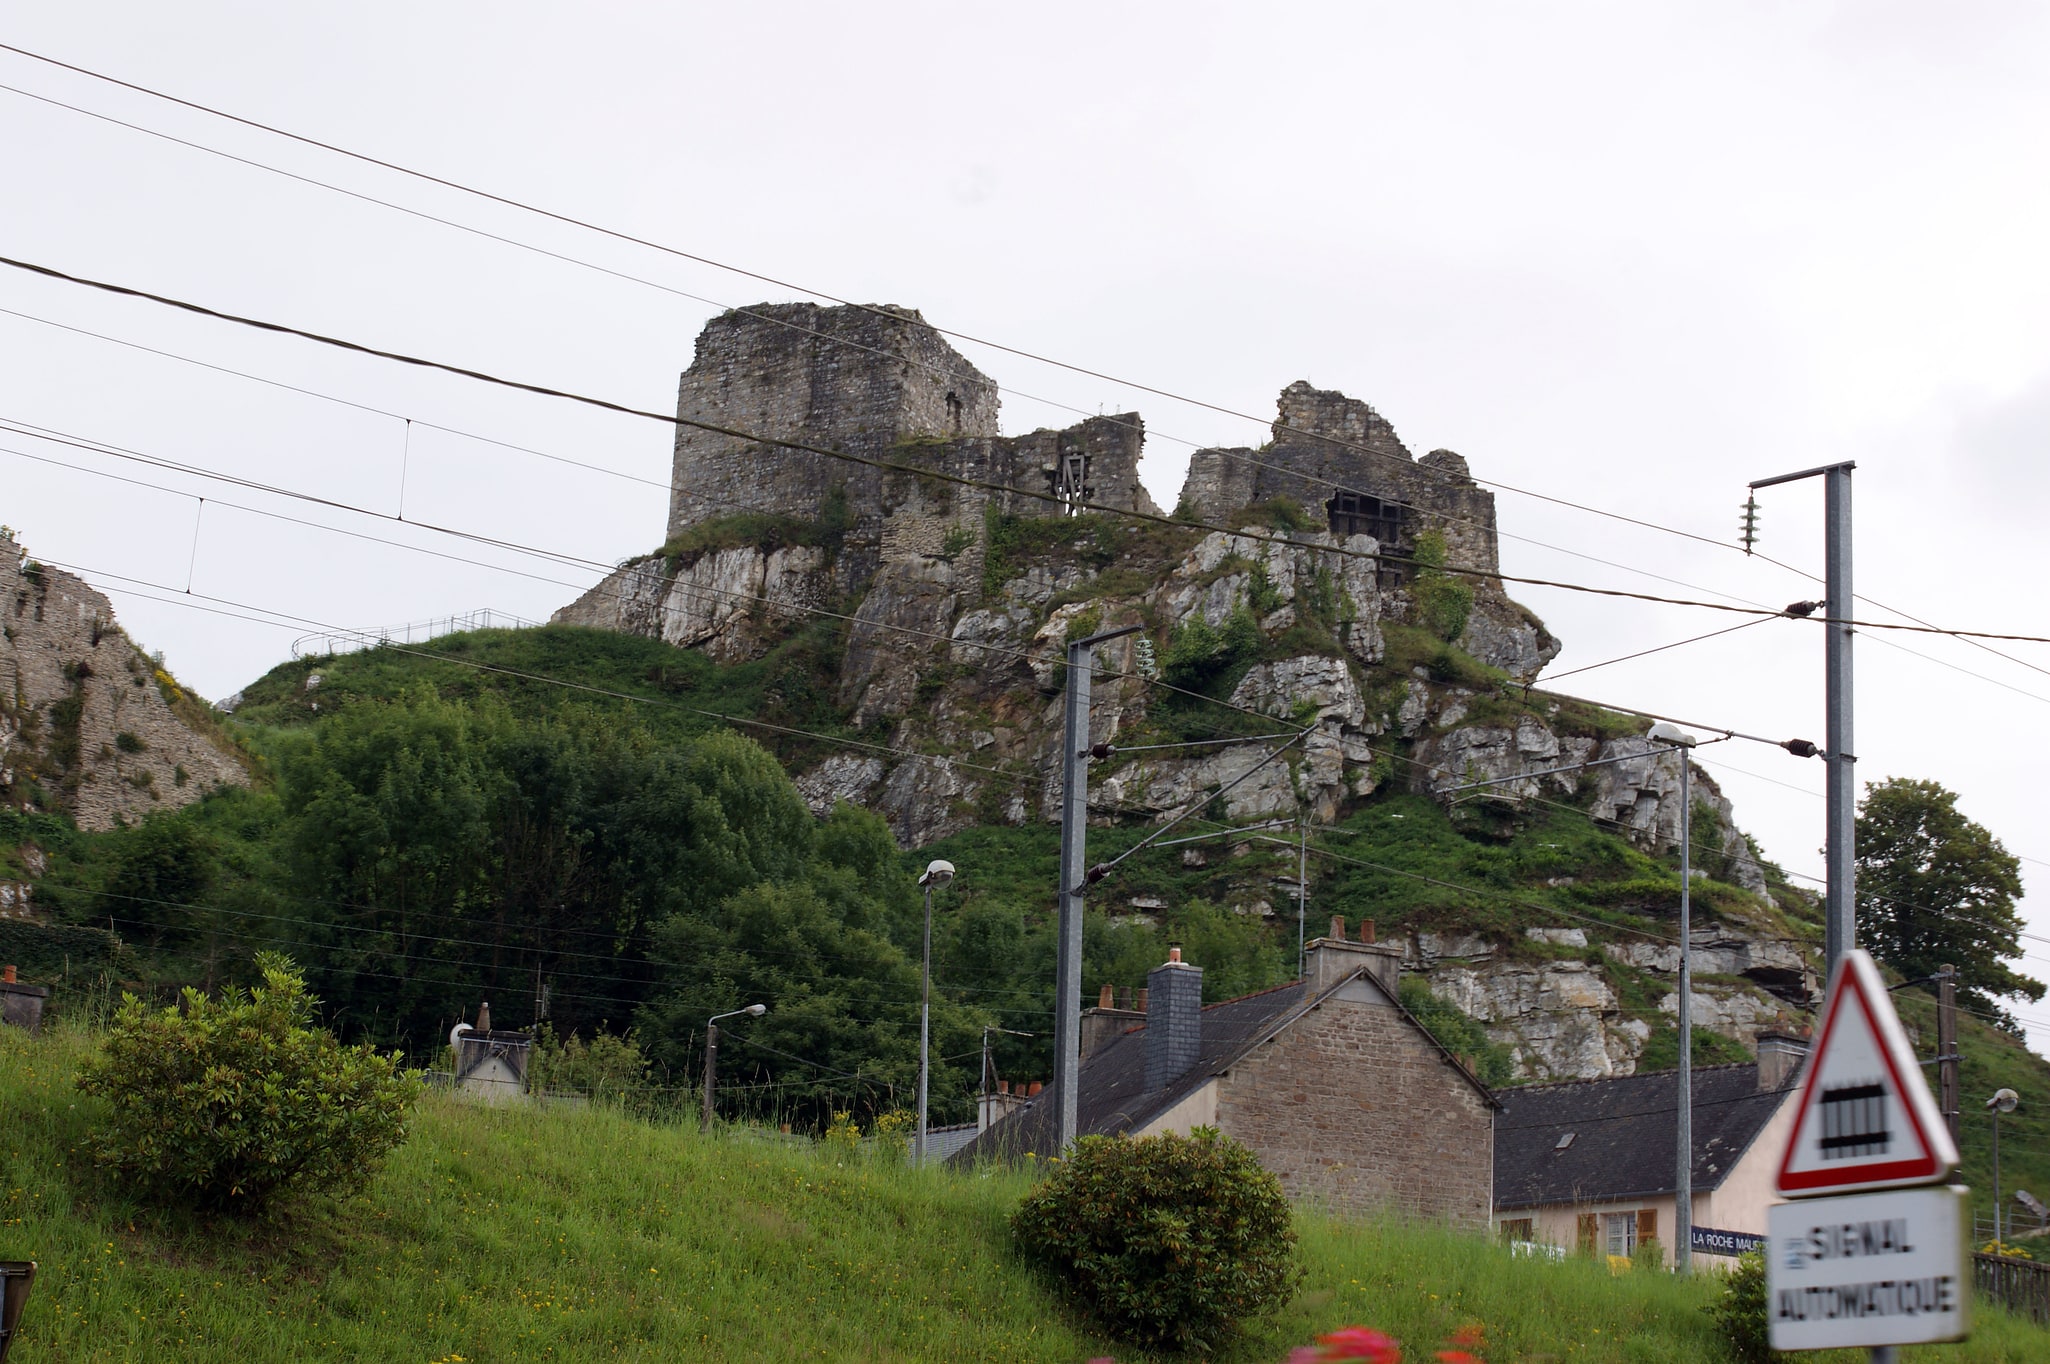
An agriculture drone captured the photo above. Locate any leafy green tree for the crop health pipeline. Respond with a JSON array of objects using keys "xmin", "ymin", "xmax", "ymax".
[{"xmin": 1856, "ymin": 777, "xmax": 2043, "ymax": 1026}]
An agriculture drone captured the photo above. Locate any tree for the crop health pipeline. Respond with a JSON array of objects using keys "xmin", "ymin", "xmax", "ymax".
[{"xmin": 1855, "ymin": 777, "xmax": 2043, "ymax": 1026}]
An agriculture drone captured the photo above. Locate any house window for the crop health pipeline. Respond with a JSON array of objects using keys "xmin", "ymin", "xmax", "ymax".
[
  {"xmin": 1604, "ymin": 1211, "xmax": 1637, "ymax": 1258},
  {"xmin": 1499, "ymin": 1218, "xmax": 1534, "ymax": 1245}
]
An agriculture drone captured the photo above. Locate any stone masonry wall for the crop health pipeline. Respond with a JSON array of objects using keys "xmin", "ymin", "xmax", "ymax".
[
  {"xmin": 1213, "ymin": 977, "xmax": 1495, "ymax": 1229},
  {"xmin": 668, "ymin": 303, "xmax": 1002, "ymax": 540},
  {"xmin": 1, "ymin": 535, "xmax": 248, "ymax": 830},
  {"xmin": 1181, "ymin": 380, "xmax": 1504, "ymax": 577}
]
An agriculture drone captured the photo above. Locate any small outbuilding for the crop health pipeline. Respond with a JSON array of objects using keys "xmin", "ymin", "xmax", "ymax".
[
  {"xmin": 0, "ymin": 965, "xmax": 46, "ymax": 1037},
  {"xmin": 1492, "ymin": 1033, "xmax": 1808, "ymax": 1266},
  {"xmin": 449, "ymin": 1002, "xmax": 532, "ymax": 1104},
  {"xmin": 953, "ymin": 920, "xmax": 1500, "ymax": 1230}
]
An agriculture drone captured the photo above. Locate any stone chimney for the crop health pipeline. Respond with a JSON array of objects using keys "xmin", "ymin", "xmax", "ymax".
[
  {"xmin": 1756, "ymin": 1031, "xmax": 1809, "ymax": 1092},
  {"xmin": 1144, "ymin": 948, "xmax": 1203, "ymax": 1093},
  {"xmin": 1304, "ymin": 916, "xmax": 1402, "ymax": 996},
  {"xmin": 1081, "ymin": 982, "xmax": 1146, "ymax": 1060}
]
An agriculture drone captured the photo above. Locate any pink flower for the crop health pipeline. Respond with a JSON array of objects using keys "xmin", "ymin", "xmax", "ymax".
[{"xmin": 1312, "ymin": 1326, "xmax": 1403, "ymax": 1362}]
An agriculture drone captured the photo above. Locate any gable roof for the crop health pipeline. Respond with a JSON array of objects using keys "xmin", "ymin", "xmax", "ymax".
[
  {"xmin": 1493, "ymin": 1063, "xmax": 1795, "ymax": 1210},
  {"xmin": 950, "ymin": 966, "xmax": 1495, "ymax": 1165}
]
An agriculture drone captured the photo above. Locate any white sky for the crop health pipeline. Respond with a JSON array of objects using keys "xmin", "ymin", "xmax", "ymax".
[{"xmin": 4, "ymin": 2, "xmax": 2048, "ymax": 1059}]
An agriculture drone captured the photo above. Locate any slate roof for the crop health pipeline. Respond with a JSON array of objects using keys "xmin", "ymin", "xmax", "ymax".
[
  {"xmin": 950, "ymin": 966, "xmax": 1496, "ymax": 1166},
  {"xmin": 1493, "ymin": 1063, "xmax": 1796, "ymax": 1210}
]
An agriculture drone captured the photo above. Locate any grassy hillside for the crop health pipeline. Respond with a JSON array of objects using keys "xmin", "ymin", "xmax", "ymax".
[{"xmin": 3, "ymin": 1025, "xmax": 2046, "ymax": 1363}]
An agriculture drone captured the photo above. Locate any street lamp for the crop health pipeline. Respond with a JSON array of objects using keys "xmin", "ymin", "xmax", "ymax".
[
  {"xmin": 916, "ymin": 859, "xmax": 956, "ymax": 1166},
  {"xmin": 701, "ymin": 1003, "xmax": 767, "ymax": 1134},
  {"xmin": 1988, "ymin": 1088, "xmax": 2020, "ymax": 1246}
]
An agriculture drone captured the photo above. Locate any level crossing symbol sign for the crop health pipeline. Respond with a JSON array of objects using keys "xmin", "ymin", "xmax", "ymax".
[{"xmin": 1776, "ymin": 948, "xmax": 1958, "ymax": 1197}]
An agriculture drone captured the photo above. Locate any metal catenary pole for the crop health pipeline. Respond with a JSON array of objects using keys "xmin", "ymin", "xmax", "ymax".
[
  {"xmin": 1824, "ymin": 464, "xmax": 1856, "ymax": 969},
  {"xmin": 1052, "ymin": 624, "xmax": 1138, "ymax": 1153},
  {"xmin": 1752, "ymin": 460, "xmax": 1879, "ymax": 1360},
  {"xmin": 1676, "ymin": 753, "xmax": 1693, "ymax": 1273},
  {"xmin": 1937, "ymin": 965, "xmax": 1961, "ymax": 1147},
  {"xmin": 1749, "ymin": 461, "xmax": 1856, "ymax": 972}
]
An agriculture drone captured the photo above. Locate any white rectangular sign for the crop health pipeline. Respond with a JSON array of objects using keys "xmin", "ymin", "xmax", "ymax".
[{"xmin": 1767, "ymin": 1185, "xmax": 1970, "ymax": 1351}]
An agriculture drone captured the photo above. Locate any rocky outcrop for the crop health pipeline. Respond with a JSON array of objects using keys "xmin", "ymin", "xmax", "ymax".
[
  {"xmin": 551, "ymin": 303, "xmax": 1808, "ymax": 1081},
  {"xmin": 2, "ymin": 534, "xmax": 249, "ymax": 830},
  {"xmin": 553, "ymin": 543, "xmax": 832, "ymax": 664},
  {"xmin": 1404, "ymin": 926, "xmax": 1815, "ymax": 1082}
]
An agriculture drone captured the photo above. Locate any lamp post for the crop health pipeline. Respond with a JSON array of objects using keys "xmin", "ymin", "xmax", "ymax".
[
  {"xmin": 916, "ymin": 858, "xmax": 956, "ymax": 1166},
  {"xmin": 1988, "ymin": 1088, "xmax": 2020, "ymax": 1246},
  {"xmin": 701, "ymin": 1003, "xmax": 767, "ymax": 1134}
]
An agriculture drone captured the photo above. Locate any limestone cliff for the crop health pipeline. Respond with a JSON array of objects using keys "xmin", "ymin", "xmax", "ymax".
[
  {"xmin": 554, "ymin": 303, "xmax": 1816, "ymax": 1081},
  {"xmin": 1, "ymin": 533, "xmax": 249, "ymax": 835}
]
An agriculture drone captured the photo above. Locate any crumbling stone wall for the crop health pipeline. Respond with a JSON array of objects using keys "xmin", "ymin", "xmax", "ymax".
[
  {"xmin": 668, "ymin": 303, "xmax": 1002, "ymax": 540},
  {"xmin": 1, "ymin": 535, "xmax": 248, "ymax": 830},
  {"xmin": 1213, "ymin": 975, "xmax": 1495, "ymax": 1228},
  {"xmin": 1181, "ymin": 380, "xmax": 1504, "ymax": 577},
  {"xmin": 663, "ymin": 305, "xmax": 1160, "ymax": 594}
]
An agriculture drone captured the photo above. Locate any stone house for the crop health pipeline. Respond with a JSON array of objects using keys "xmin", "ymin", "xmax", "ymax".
[
  {"xmin": 1491, "ymin": 1033, "xmax": 1807, "ymax": 1266},
  {"xmin": 953, "ymin": 920, "xmax": 1500, "ymax": 1230}
]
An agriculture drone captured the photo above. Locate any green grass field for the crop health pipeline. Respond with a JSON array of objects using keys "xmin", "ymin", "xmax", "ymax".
[{"xmin": 2, "ymin": 1024, "xmax": 2043, "ymax": 1362}]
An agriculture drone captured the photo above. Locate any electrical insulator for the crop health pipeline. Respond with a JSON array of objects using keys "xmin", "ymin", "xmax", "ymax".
[{"xmin": 1739, "ymin": 494, "xmax": 1761, "ymax": 554}]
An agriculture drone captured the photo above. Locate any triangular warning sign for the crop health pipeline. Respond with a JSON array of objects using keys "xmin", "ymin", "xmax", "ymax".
[{"xmin": 1777, "ymin": 948, "xmax": 1959, "ymax": 1197}]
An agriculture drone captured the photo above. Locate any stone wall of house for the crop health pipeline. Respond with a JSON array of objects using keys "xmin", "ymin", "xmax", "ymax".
[
  {"xmin": 1, "ymin": 534, "xmax": 248, "ymax": 830},
  {"xmin": 1212, "ymin": 976, "xmax": 1495, "ymax": 1229}
]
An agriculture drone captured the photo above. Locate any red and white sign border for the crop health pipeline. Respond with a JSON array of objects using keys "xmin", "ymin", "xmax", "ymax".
[{"xmin": 1776, "ymin": 947, "xmax": 1959, "ymax": 1197}]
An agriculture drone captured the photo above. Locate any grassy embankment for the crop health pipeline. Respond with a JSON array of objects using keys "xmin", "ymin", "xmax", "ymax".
[{"xmin": 4, "ymin": 1027, "xmax": 2045, "ymax": 1363}]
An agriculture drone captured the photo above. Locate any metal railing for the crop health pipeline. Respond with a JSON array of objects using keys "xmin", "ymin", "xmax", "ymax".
[
  {"xmin": 1974, "ymin": 1251, "xmax": 2050, "ymax": 1326},
  {"xmin": 290, "ymin": 608, "xmax": 538, "ymax": 659}
]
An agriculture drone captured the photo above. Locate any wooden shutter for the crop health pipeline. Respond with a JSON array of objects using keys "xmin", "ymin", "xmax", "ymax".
[
  {"xmin": 1576, "ymin": 1213, "xmax": 1598, "ymax": 1256},
  {"xmin": 1637, "ymin": 1208, "xmax": 1659, "ymax": 1248}
]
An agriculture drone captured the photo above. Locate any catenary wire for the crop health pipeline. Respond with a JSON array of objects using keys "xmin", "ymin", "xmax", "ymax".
[
  {"xmin": 0, "ymin": 416, "xmax": 1313, "ymax": 749},
  {"xmin": 0, "ymin": 44, "xmax": 1803, "ymax": 560},
  {"xmin": 18, "ymin": 46, "xmax": 2050, "ymax": 711},
  {"xmin": 17, "ymin": 252, "xmax": 2050, "ymax": 650}
]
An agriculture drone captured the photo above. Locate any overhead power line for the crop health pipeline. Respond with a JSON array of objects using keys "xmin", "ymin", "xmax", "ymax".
[
  {"xmin": 8, "ymin": 253, "xmax": 2048, "ymax": 652},
  {"xmin": 0, "ymin": 78, "xmax": 1785, "ymax": 620},
  {"xmin": 0, "ymin": 414, "xmax": 1315, "ymax": 745},
  {"xmin": 0, "ymin": 41, "xmax": 1793, "ymax": 558},
  {"xmin": 15, "ymin": 43, "xmax": 2050, "ymax": 710}
]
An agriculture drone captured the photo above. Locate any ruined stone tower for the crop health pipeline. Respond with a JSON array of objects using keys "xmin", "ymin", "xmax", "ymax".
[{"xmin": 666, "ymin": 303, "xmax": 1002, "ymax": 537}]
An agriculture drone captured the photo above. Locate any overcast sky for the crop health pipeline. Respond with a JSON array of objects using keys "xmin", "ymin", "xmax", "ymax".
[{"xmin": 5, "ymin": 2, "xmax": 2048, "ymax": 1058}]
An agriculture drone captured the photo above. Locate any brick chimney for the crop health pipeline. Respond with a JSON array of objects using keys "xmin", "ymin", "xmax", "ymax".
[
  {"xmin": 1756, "ymin": 1031, "xmax": 1809, "ymax": 1092},
  {"xmin": 1304, "ymin": 916, "xmax": 1403, "ymax": 996},
  {"xmin": 1144, "ymin": 948, "xmax": 1203, "ymax": 1092},
  {"xmin": 1081, "ymin": 981, "xmax": 1146, "ymax": 1059}
]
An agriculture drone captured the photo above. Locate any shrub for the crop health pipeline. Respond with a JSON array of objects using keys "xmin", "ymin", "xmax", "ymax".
[
  {"xmin": 1409, "ymin": 529, "xmax": 1474, "ymax": 643},
  {"xmin": 1010, "ymin": 1127, "xmax": 1301, "ymax": 1350},
  {"xmin": 1704, "ymin": 1249, "xmax": 1775, "ymax": 1362},
  {"xmin": 74, "ymin": 953, "xmax": 421, "ymax": 1214},
  {"xmin": 527, "ymin": 1023, "xmax": 650, "ymax": 1103}
]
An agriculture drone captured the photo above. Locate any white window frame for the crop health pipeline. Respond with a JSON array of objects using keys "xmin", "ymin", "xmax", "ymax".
[{"xmin": 1604, "ymin": 1210, "xmax": 1637, "ymax": 1258}]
